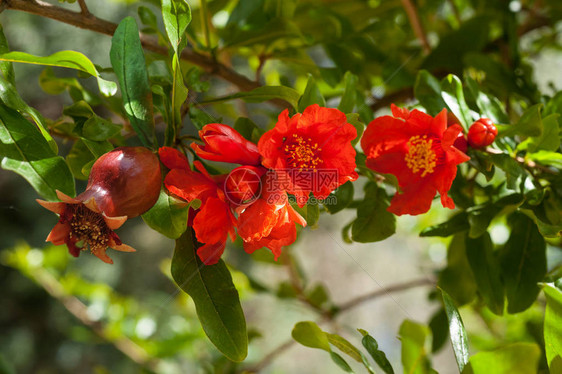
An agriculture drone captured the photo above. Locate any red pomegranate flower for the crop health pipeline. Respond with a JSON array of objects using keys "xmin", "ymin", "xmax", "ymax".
[
  {"xmin": 237, "ymin": 172, "xmax": 306, "ymax": 259},
  {"xmin": 159, "ymin": 147, "xmax": 236, "ymax": 265},
  {"xmin": 361, "ymin": 105, "xmax": 470, "ymax": 216},
  {"xmin": 191, "ymin": 123, "xmax": 261, "ymax": 165},
  {"xmin": 258, "ymin": 104, "xmax": 358, "ymax": 207},
  {"xmin": 37, "ymin": 147, "xmax": 162, "ymax": 263}
]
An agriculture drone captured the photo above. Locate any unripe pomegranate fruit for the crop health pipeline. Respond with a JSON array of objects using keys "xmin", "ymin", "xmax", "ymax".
[
  {"xmin": 37, "ymin": 147, "xmax": 162, "ymax": 264},
  {"xmin": 468, "ymin": 118, "xmax": 497, "ymax": 149}
]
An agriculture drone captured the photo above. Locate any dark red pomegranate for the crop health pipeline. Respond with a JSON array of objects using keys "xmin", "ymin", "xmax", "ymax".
[{"xmin": 37, "ymin": 147, "xmax": 162, "ymax": 263}]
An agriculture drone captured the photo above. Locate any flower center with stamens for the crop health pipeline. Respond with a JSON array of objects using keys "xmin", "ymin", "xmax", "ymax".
[
  {"xmin": 64, "ymin": 205, "xmax": 120, "ymax": 253},
  {"xmin": 283, "ymin": 134, "xmax": 323, "ymax": 170},
  {"xmin": 404, "ymin": 135, "xmax": 438, "ymax": 177}
]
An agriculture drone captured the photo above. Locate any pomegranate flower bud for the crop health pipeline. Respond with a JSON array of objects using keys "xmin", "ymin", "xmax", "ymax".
[
  {"xmin": 468, "ymin": 118, "xmax": 498, "ymax": 149},
  {"xmin": 37, "ymin": 147, "xmax": 162, "ymax": 264},
  {"xmin": 223, "ymin": 166, "xmax": 265, "ymax": 205},
  {"xmin": 190, "ymin": 123, "xmax": 261, "ymax": 165}
]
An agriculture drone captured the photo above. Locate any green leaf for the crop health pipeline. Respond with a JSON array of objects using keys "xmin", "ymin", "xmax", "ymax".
[
  {"xmin": 327, "ymin": 334, "xmax": 363, "ymax": 363},
  {"xmin": 0, "ymin": 24, "xmax": 15, "ymax": 85},
  {"xmin": 110, "ymin": 17, "xmax": 155, "ymax": 147},
  {"xmin": 326, "ymin": 181, "xmax": 354, "ymax": 214},
  {"xmin": 399, "ymin": 320, "xmax": 432, "ymax": 374},
  {"xmin": 499, "ymin": 213, "xmax": 546, "ymax": 313},
  {"xmin": 500, "ymin": 104, "xmax": 543, "ymax": 138},
  {"xmin": 330, "ymin": 352, "xmax": 354, "ymax": 373},
  {"xmin": 205, "ymin": 86, "xmax": 301, "ymax": 110},
  {"xmin": 518, "ymin": 114, "xmax": 560, "ymax": 152},
  {"xmin": 527, "ymin": 150, "xmax": 562, "ymax": 169},
  {"xmin": 420, "ymin": 212, "xmax": 470, "ymax": 237},
  {"xmin": 543, "ymin": 283, "xmax": 562, "ymax": 372},
  {"xmin": 464, "ymin": 75, "xmax": 509, "ymax": 124},
  {"xmin": 234, "ymin": 117, "xmax": 263, "ymax": 143},
  {"xmin": 438, "ymin": 233, "xmax": 477, "ymax": 306},
  {"xmin": 171, "ymin": 230, "xmax": 247, "ymax": 361},
  {"xmin": 414, "ymin": 70, "xmax": 448, "ymax": 116},
  {"xmin": 82, "ymin": 117, "xmax": 122, "ymax": 141},
  {"xmin": 0, "ymin": 102, "xmax": 74, "ymax": 200},
  {"xmin": 360, "ymin": 331, "xmax": 395, "ymax": 374},
  {"xmin": 346, "ymin": 113, "xmax": 364, "ymax": 146},
  {"xmin": 298, "ymin": 75, "xmax": 325, "ymax": 112},
  {"xmin": 487, "ymin": 153, "xmax": 526, "ymax": 190},
  {"xmin": 440, "ymin": 74, "xmax": 473, "ymax": 130},
  {"xmin": 291, "ymin": 321, "xmax": 331, "ymax": 352},
  {"xmin": 440, "ymin": 289, "xmax": 469, "ymax": 372},
  {"xmin": 465, "ymin": 233, "xmax": 504, "ymax": 315},
  {"xmin": 338, "ymin": 72, "xmax": 358, "ymax": 114},
  {"xmin": 0, "ymin": 50, "xmax": 116, "ymax": 96},
  {"xmin": 429, "ymin": 309, "xmax": 449, "ymax": 353},
  {"xmin": 161, "ymin": 0, "xmax": 192, "ymax": 55},
  {"xmin": 167, "ymin": 53, "xmax": 189, "ymax": 146},
  {"xmin": 66, "ymin": 139, "xmax": 95, "ymax": 180},
  {"xmin": 0, "ymin": 75, "xmax": 58, "ymax": 153},
  {"xmin": 462, "ymin": 343, "xmax": 540, "ymax": 374},
  {"xmin": 142, "ymin": 189, "xmax": 192, "ymax": 239},
  {"xmin": 351, "ymin": 182, "xmax": 396, "ymax": 243}
]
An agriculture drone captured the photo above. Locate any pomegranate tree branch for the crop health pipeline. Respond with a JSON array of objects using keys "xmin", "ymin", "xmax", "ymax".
[
  {"xmin": 335, "ymin": 277, "xmax": 435, "ymax": 315},
  {"xmin": 77, "ymin": 0, "xmax": 90, "ymax": 16},
  {"xmin": 1, "ymin": 0, "xmax": 261, "ymax": 92},
  {"xmin": 400, "ymin": 0, "xmax": 431, "ymax": 54}
]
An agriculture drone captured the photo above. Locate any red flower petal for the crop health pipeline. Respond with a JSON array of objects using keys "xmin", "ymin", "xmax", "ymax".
[
  {"xmin": 159, "ymin": 146, "xmax": 190, "ymax": 170},
  {"xmin": 196, "ymin": 241, "xmax": 226, "ymax": 265}
]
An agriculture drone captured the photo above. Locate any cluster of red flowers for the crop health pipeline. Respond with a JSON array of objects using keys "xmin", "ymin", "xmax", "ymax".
[
  {"xmin": 39, "ymin": 103, "xmax": 477, "ymax": 265},
  {"xmin": 160, "ymin": 104, "xmax": 359, "ymax": 264}
]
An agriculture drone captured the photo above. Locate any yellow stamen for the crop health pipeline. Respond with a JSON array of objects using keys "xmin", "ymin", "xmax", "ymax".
[
  {"xmin": 404, "ymin": 135, "xmax": 437, "ymax": 177},
  {"xmin": 283, "ymin": 134, "xmax": 323, "ymax": 169}
]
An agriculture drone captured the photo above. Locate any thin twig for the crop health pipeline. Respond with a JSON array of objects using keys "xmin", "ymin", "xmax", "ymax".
[
  {"xmin": 32, "ymin": 267, "xmax": 160, "ymax": 372},
  {"xmin": 1, "ymin": 0, "xmax": 261, "ymax": 93},
  {"xmin": 400, "ymin": 0, "xmax": 431, "ymax": 54},
  {"xmin": 243, "ymin": 339, "xmax": 296, "ymax": 373},
  {"xmin": 335, "ymin": 277, "xmax": 435, "ymax": 315},
  {"xmin": 77, "ymin": 0, "xmax": 90, "ymax": 16}
]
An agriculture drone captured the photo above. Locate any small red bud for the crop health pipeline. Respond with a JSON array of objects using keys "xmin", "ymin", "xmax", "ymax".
[
  {"xmin": 468, "ymin": 118, "xmax": 497, "ymax": 149},
  {"xmin": 223, "ymin": 166, "xmax": 264, "ymax": 205}
]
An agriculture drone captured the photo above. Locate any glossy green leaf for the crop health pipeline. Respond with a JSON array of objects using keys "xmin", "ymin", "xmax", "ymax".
[
  {"xmin": 420, "ymin": 212, "xmax": 470, "ymax": 237},
  {"xmin": 414, "ymin": 70, "xmax": 448, "ymax": 116},
  {"xmin": 167, "ymin": 53, "xmax": 189, "ymax": 146},
  {"xmin": 499, "ymin": 213, "xmax": 546, "ymax": 313},
  {"xmin": 0, "ymin": 50, "xmax": 116, "ymax": 96},
  {"xmin": 330, "ymin": 352, "xmax": 354, "ymax": 373},
  {"xmin": 399, "ymin": 320, "xmax": 432, "ymax": 374},
  {"xmin": 142, "ymin": 189, "xmax": 193, "ymax": 239},
  {"xmin": 171, "ymin": 230, "xmax": 247, "ymax": 361},
  {"xmin": 543, "ymin": 283, "xmax": 562, "ymax": 372},
  {"xmin": 326, "ymin": 181, "xmax": 354, "ymax": 214},
  {"xmin": 462, "ymin": 343, "xmax": 540, "ymax": 374},
  {"xmin": 527, "ymin": 150, "xmax": 562, "ymax": 169},
  {"xmin": 234, "ymin": 117, "xmax": 263, "ymax": 143},
  {"xmin": 327, "ymin": 334, "xmax": 363, "ymax": 363},
  {"xmin": 338, "ymin": 72, "xmax": 358, "ymax": 113},
  {"xmin": 0, "ymin": 24, "xmax": 15, "ymax": 85},
  {"xmin": 440, "ymin": 289, "xmax": 469, "ymax": 372},
  {"xmin": 0, "ymin": 75, "xmax": 57, "ymax": 153},
  {"xmin": 352, "ymin": 182, "xmax": 396, "ymax": 243},
  {"xmin": 440, "ymin": 74, "xmax": 473, "ymax": 130},
  {"xmin": 464, "ymin": 75, "xmax": 509, "ymax": 124},
  {"xmin": 359, "ymin": 330, "xmax": 395, "ymax": 374},
  {"xmin": 345, "ymin": 113, "xmax": 364, "ymax": 146},
  {"xmin": 438, "ymin": 233, "xmax": 477, "ymax": 306},
  {"xmin": 291, "ymin": 321, "xmax": 331, "ymax": 352},
  {"xmin": 465, "ymin": 233, "xmax": 504, "ymax": 315},
  {"xmin": 518, "ymin": 114, "xmax": 560, "ymax": 152},
  {"xmin": 162, "ymin": 0, "xmax": 192, "ymax": 55},
  {"xmin": 298, "ymin": 75, "xmax": 325, "ymax": 112},
  {"xmin": 0, "ymin": 102, "xmax": 74, "ymax": 200},
  {"xmin": 110, "ymin": 17, "xmax": 155, "ymax": 147},
  {"xmin": 66, "ymin": 139, "xmax": 95, "ymax": 180},
  {"xmin": 82, "ymin": 117, "xmax": 122, "ymax": 141},
  {"xmin": 500, "ymin": 104, "xmax": 543, "ymax": 138}
]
